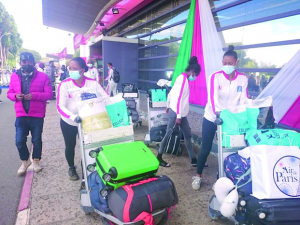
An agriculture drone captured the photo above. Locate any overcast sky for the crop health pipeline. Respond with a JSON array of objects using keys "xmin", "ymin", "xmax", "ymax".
[{"xmin": 1, "ymin": 0, "xmax": 74, "ymax": 57}]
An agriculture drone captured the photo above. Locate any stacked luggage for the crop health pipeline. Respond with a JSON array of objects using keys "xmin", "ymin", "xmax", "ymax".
[
  {"xmin": 209, "ymin": 97, "xmax": 300, "ymax": 225},
  {"xmin": 81, "ymin": 139, "xmax": 178, "ymax": 224},
  {"xmin": 122, "ymin": 83, "xmax": 142, "ymax": 126}
]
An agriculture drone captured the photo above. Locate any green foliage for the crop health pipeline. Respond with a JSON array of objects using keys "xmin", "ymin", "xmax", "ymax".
[
  {"xmin": 0, "ymin": 2, "xmax": 23, "ymax": 68},
  {"xmin": 20, "ymin": 48, "xmax": 42, "ymax": 62},
  {"xmin": 73, "ymin": 48, "xmax": 80, "ymax": 58}
]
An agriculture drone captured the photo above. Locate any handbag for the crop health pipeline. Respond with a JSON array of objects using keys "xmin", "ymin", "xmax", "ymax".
[{"xmin": 250, "ymin": 143, "xmax": 300, "ymax": 199}]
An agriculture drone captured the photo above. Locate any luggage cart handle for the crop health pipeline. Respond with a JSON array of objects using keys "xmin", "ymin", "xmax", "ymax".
[{"xmin": 214, "ymin": 112, "xmax": 223, "ymax": 126}]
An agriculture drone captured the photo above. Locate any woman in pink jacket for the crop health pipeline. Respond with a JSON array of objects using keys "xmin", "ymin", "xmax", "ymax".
[{"xmin": 7, "ymin": 52, "xmax": 53, "ymax": 175}]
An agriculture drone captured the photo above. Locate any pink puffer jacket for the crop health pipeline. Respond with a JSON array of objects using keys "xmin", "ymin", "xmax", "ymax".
[{"xmin": 7, "ymin": 69, "xmax": 53, "ymax": 118}]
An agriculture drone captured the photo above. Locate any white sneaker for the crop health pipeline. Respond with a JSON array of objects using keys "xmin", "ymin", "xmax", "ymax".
[
  {"xmin": 192, "ymin": 176, "xmax": 202, "ymax": 190},
  {"xmin": 17, "ymin": 160, "xmax": 32, "ymax": 175},
  {"xmin": 32, "ymin": 159, "xmax": 42, "ymax": 172}
]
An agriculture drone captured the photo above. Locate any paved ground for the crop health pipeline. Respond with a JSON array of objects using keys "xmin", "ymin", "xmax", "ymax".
[
  {"xmin": 0, "ymin": 89, "xmax": 27, "ymax": 225},
  {"xmin": 26, "ymin": 99, "xmax": 233, "ymax": 225}
]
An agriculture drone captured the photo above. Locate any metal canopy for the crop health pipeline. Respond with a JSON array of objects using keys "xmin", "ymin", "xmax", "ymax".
[{"xmin": 42, "ymin": 0, "xmax": 111, "ymax": 34}]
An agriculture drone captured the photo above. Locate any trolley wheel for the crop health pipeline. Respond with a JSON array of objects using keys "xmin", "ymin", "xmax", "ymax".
[
  {"xmin": 101, "ymin": 216, "xmax": 112, "ymax": 225},
  {"xmin": 135, "ymin": 123, "xmax": 139, "ymax": 128},
  {"xmin": 208, "ymin": 194, "xmax": 223, "ymax": 221},
  {"xmin": 84, "ymin": 212, "xmax": 91, "ymax": 215},
  {"xmin": 156, "ymin": 210, "xmax": 168, "ymax": 225},
  {"xmin": 208, "ymin": 205, "xmax": 219, "ymax": 220},
  {"xmin": 138, "ymin": 121, "xmax": 142, "ymax": 126}
]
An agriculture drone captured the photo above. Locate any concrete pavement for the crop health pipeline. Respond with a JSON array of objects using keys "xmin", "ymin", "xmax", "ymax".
[{"xmin": 19, "ymin": 96, "xmax": 233, "ymax": 225}]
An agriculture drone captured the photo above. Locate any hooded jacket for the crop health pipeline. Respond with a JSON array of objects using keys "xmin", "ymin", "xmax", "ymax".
[{"xmin": 7, "ymin": 69, "xmax": 53, "ymax": 118}]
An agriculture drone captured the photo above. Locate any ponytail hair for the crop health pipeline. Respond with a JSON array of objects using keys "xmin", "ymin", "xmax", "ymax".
[{"xmin": 185, "ymin": 56, "xmax": 201, "ymax": 76}]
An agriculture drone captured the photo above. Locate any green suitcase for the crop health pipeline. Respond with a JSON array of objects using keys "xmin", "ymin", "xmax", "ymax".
[{"xmin": 93, "ymin": 141, "xmax": 159, "ymax": 193}]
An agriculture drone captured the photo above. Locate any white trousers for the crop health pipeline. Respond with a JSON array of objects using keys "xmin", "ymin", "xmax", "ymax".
[{"xmin": 107, "ymin": 81, "xmax": 117, "ymax": 96}]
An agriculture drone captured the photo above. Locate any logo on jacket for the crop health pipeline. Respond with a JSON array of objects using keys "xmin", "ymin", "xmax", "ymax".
[
  {"xmin": 68, "ymin": 94, "xmax": 72, "ymax": 98},
  {"xmin": 237, "ymin": 86, "xmax": 242, "ymax": 92},
  {"xmin": 219, "ymin": 85, "xmax": 222, "ymax": 90}
]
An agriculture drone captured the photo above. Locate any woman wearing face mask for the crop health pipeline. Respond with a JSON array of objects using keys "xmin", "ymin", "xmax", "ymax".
[
  {"xmin": 85, "ymin": 59, "xmax": 100, "ymax": 83},
  {"xmin": 192, "ymin": 45, "xmax": 248, "ymax": 190},
  {"xmin": 57, "ymin": 57, "xmax": 108, "ymax": 180},
  {"xmin": 156, "ymin": 56, "xmax": 200, "ymax": 167}
]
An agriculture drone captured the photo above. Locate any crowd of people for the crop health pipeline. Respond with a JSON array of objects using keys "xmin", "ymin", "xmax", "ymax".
[{"xmin": 6, "ymin": 46, "xmax": 250, "ymax": 191}]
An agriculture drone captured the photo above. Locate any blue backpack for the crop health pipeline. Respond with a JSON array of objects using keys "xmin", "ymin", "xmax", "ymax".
[
  {"xmin": 87, "ymin": 171, "xmax": 111, "ymax": 213},
  {"xmin": 224, "ymin": 153, "xmax": 252, "ymax": 194}
]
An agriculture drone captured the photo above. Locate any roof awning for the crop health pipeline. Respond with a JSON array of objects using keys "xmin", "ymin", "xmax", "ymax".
[{"xmin": 42, "ymin": 0, "xmax": 113, "ymax": 35}]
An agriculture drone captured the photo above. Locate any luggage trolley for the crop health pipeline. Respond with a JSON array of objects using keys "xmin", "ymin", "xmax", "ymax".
[
  {"xmin": 143, "ymin": 94, "xmax": 168, "ymax": 146},
  {"xmin": 208, "ymin": 112, "xmax": 248, "ymax": 224},
  {"xmin": 77, "ymin": 121, "xmax": 168, "ymax": 225},
  {"xmin": 122, "ymin": 83, "xmax": 142, "ymax": 128}
]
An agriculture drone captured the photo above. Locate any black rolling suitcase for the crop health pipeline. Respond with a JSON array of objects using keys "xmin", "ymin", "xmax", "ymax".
[
  {"xmin": 245, "ymin": 196, "xmax": 300, "ymax": 224},
  {"xmin": 150, "ymin": 125, "xmax": 167, "ymax": 142},
  {"xmin": 162, "ymin": 125, "xmax": 182, "ymax": 156}
]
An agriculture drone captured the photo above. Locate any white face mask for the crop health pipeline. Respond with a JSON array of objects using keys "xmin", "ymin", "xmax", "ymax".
[{"xmin": 222, "ymin": 65, "xmax": 235, "ymax": 75}]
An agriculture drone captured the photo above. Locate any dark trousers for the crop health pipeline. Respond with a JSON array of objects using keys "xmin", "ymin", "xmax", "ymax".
[
  {"xmin": 197, "ymin": 117, "xmax": 217, "ymax": 175},
  {"xmin": 60, "ymin": 119, "xmax": 78, "ymax": 168},
  {"xmin": 15, "ymin": 117, "xmax": 44, "ymax": 160}
]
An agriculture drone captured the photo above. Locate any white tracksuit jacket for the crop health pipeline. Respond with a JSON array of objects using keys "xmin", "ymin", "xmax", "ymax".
[
  {"xmin": 84, "ymin": 67, "xmax": 99, "ymax": 82},
  {"xmin": 167, "ymin": 73, "xmax": 190, "ymax": 118},
  {"xmin": 204, "ymin": 70, "xmax": 249, "ymax": 122},
  {"xmin": 57, "ymin": 77, "xmax": 108, "ymax": 126}
]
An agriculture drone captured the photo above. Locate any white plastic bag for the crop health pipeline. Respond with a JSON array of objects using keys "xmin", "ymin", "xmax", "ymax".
[
  {"xmin": 250, "ymin": 145, "xmax": 300, "ymax": 199},
  {"xmin": 74, "ymin": 87, "xmax": 112, "ymax": 133}
]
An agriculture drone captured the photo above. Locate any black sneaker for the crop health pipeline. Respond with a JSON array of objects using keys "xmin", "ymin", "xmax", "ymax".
[
  {"xmin": 191, "ymin": 158, "xmax": 197, "ymax": 167},
  {"xmin": 68, "ymin": 167, "xmax": 79, "ymax": 181},
  {"xmin": 158, "ymin": 158, "xmax": 170, "ymax": 167},
  {"xmin": 0, "ymin": 100, "xmax": 3, "ymax": 104}
]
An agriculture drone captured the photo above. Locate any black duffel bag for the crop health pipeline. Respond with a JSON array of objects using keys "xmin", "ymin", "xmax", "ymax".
[{"xmin": 108, "ymin": 175, "xmax": 178, "ymax": 223}]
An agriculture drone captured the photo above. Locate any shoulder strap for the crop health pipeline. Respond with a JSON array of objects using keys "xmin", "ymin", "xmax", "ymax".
[{"xmin": 235, "ymin": 168, "xmax": 251, "ymax": 189}]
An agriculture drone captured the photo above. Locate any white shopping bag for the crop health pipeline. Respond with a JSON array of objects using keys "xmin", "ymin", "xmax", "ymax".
[{"xmin": 250, "ymin": 145, "xmax": 300, "ymax": 199}]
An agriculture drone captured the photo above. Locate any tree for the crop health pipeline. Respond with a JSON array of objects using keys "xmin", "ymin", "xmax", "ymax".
[
  {"xmin": 226, "ymin": 42, "xmax": 258, "ymax": 68},
  {"xmin": 0, "ymin": 2, "xmax": 23, "ymax": 69},
  {"xmin": 73, "ymin": 48, "xmax": 80, "ymax": 58},
  {"xmin": 20, "ymin": 48, "xmax": 42, "ymax": 62}
]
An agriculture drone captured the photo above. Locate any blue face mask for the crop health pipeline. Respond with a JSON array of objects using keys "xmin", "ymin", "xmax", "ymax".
[
  {"xmin": 69, "ymin": 71, "xmax": 81, "ymax": 80},
  {"xmin": 88, "ymin": 64, "xmax": 93, "ymax": 68},
  {"xmin": 188, "ymin": 75, "xmax": 196, "ymax": 81},
  {"xmin": 222, "ymin": 65, "xmax": 235, "ymax": 75},
  {"xmin": 108, "ymin": 67, "xmax": 110, "ymax": 70}
]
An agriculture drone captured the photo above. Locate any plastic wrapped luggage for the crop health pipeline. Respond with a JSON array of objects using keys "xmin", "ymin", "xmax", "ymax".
[
  {"xmin": 124, "ymin": 98, "xmax": 136, "ymax": 109},
  {"xmin": 87, "ymin": 171, "xmax": 111, "ymax": 213},
  {"xmin": 122, "ymin": 83, "xmax": 136, "ymax": 93},
  {"xmin": 151, "ymin": 113, "xmax": 169, "ymax": 127},
  {"xmin": 150, "ymin": 125, "xmax": 167, "ymax": 142},
  {"xmin": 108, "ymin": 175, "xmax": 178, "ymax": 223},
  {"xmin": 245, "ymin": 196, "xmax": 300, "ymax": 224},
  {"xmin": 95, "ymin": 141, "xmax": 159, "ymax": 193},
  {"xmin": 128, "ymin": 108, "xmax": 139, "ymax": 123}
]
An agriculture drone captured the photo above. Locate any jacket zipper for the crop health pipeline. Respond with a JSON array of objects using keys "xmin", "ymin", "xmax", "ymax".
[{"xmin": 225, "ymin": 81, "xmax": 231, "ymax": 108}]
